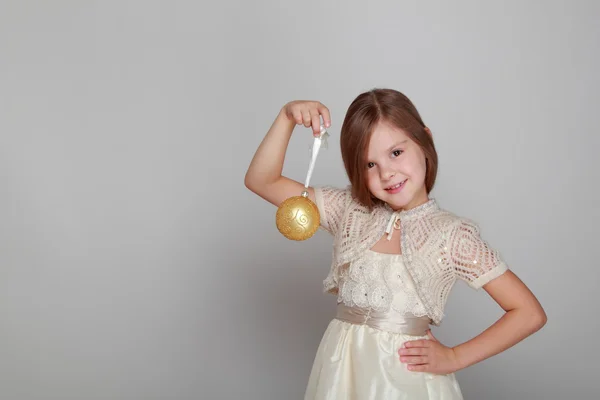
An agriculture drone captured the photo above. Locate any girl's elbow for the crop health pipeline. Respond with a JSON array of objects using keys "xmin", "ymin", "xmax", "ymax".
[
  {"xmin": 244, "ymin": 171, "xmax": 261, "ymax": 193},
  {"xmin": 244, "ymin": 172, "xmax": 254, "ymax": 191},
  {"xmin": 244, "ymin": 173, "xmax": 271, "ymax": 199},
  {"xmin": 531, "ymin": 308, "xmax": 547, "ymax": 333}
]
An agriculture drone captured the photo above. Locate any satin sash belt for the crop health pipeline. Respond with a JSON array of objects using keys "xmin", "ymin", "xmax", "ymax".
[{"xmin": 335, "ymin": 303, "xmax": 431, "ymax": 336}]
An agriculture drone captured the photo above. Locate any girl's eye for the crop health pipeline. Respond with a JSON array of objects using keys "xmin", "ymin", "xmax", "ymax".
[
  {"xmin": 367, "ymin": 162, "xmax": 375, "ymax": 169},
  {"xmin": 392, "ymin": 150, "xmax": 403, "ymax": 157}
]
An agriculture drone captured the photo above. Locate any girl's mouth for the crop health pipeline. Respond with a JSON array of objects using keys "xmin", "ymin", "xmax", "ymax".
[{"xmin": 385, "ymin": 180, "xmax": 407, "ymax": 194}]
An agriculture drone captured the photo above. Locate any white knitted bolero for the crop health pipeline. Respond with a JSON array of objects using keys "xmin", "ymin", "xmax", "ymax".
[{"xmin": 313, "ymin": 186, "xmax": 509, "ymax": 326}]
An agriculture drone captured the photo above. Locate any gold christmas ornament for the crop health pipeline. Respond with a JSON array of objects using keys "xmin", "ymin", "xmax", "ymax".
[
  {"xmin": 276, "ymin": 124, "xmax": 329, "ymax": 241},
  {"xmin": 275, "ymin": 190, "xmax": 320, "ymax": 241}
]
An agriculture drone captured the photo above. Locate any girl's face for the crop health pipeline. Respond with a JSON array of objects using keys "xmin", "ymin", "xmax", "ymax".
[{"xmin": 365, "ymin": 120, "xmax": 429, "ymax": 211}]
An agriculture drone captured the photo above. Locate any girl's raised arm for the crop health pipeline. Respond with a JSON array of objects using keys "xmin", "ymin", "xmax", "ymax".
[{"xmin": 244, "ymin": 101, "xmax": 331, "ymax": 207}]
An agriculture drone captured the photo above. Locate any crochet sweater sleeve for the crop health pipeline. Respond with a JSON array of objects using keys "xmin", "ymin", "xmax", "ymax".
[
  {"xmin": 313, "ymin": 186, "xmax": 350, "ymax": 236},
  {"xmin": 448, "ymin": 218, "xmax": 509, "ymax": 289}
]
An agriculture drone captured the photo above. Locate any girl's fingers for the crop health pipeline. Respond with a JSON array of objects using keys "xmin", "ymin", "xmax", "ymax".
[
  {"xmin": 301, "ymin": 110, "xmax": 312, "ymax": 128},
  {"xmin": 407, "ymin": 364, "xmax": 428, "ymax": 372},
  {"xmin": 400, "ymin": 356, "xmax": 428, "ymax": 364},
  {"xmin": 288, "ymin": 101, "xmax": 331, "ymax": 131},
  {"xmin": 292, "ymin": 110, "xmax": 303, "ymax": 125},
  {"xmin": 309, "ymin": 108, "xmax": 322, "ymax": 136},
  {"xmin": 316, "ymin": 103, "xmax": 331, "ymax": 128},
  {"xmin": 398, "ymin": 347, "xmax": 426, "ymax": 356},
  {"xmin": 404, "ymin": 340, "xmax": 431, "ymax": 348}
]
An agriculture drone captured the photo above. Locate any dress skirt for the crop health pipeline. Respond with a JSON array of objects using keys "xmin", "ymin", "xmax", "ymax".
[{"xmin": 304, "ymin": 318, "xmax": 464, "ymax": 399}]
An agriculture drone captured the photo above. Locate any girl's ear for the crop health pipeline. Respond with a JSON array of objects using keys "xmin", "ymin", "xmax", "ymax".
[{"xmin": 424, "ymin": 126, "xmax": 432, "ymax": 137}]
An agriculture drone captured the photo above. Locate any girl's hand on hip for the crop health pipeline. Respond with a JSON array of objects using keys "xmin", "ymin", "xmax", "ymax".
[
  {"xmin": 282, "ymin": 100, "xmax": 331, "ymax": 136},
  {"xmin": 398, "ymin": 330, "xmax": 461, "ymax": 375}
]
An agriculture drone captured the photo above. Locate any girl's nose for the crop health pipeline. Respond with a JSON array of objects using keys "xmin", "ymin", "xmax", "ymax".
[{"xmin": 380, "ymin": 168, "xmax": 395, "ymax": 181}]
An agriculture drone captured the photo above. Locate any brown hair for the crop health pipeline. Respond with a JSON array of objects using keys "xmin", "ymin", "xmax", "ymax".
[{"xmin": 340, "ymin": 88, "xmax": 438, "ymax": 209}]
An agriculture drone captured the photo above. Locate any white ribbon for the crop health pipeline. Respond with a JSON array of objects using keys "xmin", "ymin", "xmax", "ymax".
[
  {"xmin": 385, "ymin": 211, "xmax": 401, "ymax": 241},
  {"xmin": 304, "ymin": 124, "xmax": 329, "ymax": 189}
]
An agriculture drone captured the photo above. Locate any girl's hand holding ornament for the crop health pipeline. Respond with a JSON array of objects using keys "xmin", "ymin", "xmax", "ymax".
[{"xmin": 282, "ymin": 101, "xmax": 331, "ymax": 137}]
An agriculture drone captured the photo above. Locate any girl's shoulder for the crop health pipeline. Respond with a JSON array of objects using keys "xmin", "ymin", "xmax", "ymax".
[
  {"xmin": 313, "ymin": 185, "xmax": 353, "ymax": 235},
  {"xmin": 435, "ymin": 208, "xmax": 483, "ymax": 233},
  {"xmin": 431, "ymin": 208, "xmax": 495, "ymax": 256},
  {"xmin": 429, "ymin": 207, "xmax": 467, "ymax": 227},
  {"xmin": 429, "ymin": 207, "xmax": 485, "ymax": 239},
  {"xmin": 314, "ymin": 185, "xmax": 352, "ymax": 207},
  {"xmin": 314, "ymin": 185, "xmax": 485, "ymax": 239}
]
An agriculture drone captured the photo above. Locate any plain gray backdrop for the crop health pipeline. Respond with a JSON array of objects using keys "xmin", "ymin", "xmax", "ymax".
[{"xmin": 1, "ymin": 1, "xmax": 598, "ymax": 399}]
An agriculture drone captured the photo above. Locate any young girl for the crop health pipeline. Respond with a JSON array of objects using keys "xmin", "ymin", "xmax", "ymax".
[{"xmin": 245, "ymin": 89, "xmax": 546, "ymax": 399}]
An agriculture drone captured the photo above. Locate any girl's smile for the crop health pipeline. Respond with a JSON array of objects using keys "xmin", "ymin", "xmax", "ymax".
[{"xmin": 384, "ymin": 179, "xmax": 407, "ymax": 194}]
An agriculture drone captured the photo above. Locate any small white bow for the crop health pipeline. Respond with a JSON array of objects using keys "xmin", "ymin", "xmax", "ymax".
[{"xmin": 385, "ymin": 212, "xmax": 401, "ymax": 241}]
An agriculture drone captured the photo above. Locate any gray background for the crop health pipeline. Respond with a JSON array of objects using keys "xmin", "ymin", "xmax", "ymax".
[{"xmin": 1, "ymin": 1, "xmax": 598, "ymax": 399}]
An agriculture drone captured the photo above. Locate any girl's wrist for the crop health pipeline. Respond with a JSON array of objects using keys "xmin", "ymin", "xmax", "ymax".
[
  {"xmin": 277, "ymin": 106, "xmax": 288, "ymax": 121},
  {"xmin": 276, "ymin": 107, "xmax": 296, "ymax": 129},
  {"xmin": 450, "ymin": 346, "xmax": 469, "ymax": 372}
]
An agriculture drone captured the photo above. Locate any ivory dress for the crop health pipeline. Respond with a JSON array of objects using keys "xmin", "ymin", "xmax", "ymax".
[
  {"xmin": 304, "ymin": 186, "xmax": 508, "ymax": 399},
  {"xmin": 304, "ymin": 250, "xmax": 464, "ymax": 399}
]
